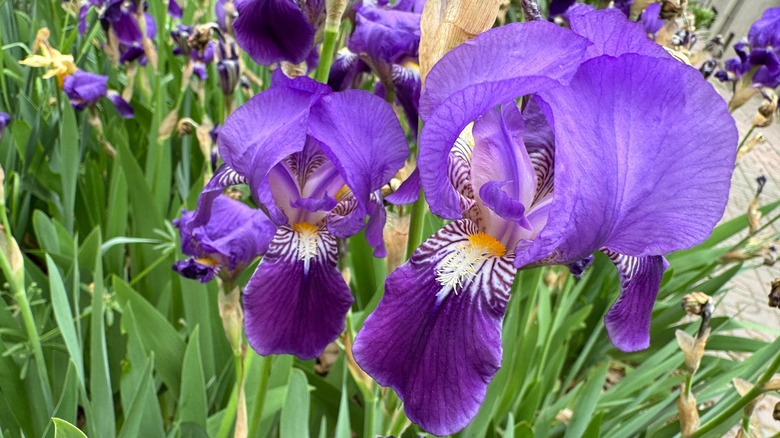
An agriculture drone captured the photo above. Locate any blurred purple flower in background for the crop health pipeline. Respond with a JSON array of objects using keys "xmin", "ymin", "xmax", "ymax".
[
  {"xmin": 639, "ymin": 2, "xmax": 665, "ymax": 37},
  {"xmin": 0, "ymin": 113, "xmax": 10, "ymax": 139},
  {"xmin": 716, "ymin": 7, "xmax": 780, "ymax": 87},
  {"xmin": 183, "ymin": 73, "xmax": 408, "ymax": 359},
  {"xmin": 232, "ymin": 0, "xmax": 324, "ymax": 66},
  {"xmin": 353, "ymin": 7, "xmax": 737, "ymax": 435},
  {"xmin": 63, "ymin": 70, "xmax": 134, "ymax": 118},
  {"xmin": 80, "ymin": 0, "xmax": 157, "ymax": 65}
]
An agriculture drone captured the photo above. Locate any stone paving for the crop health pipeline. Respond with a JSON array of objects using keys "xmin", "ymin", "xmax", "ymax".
[{"xmin": 713, "ymin": 81, "xmax": 780, "ymax": 437}]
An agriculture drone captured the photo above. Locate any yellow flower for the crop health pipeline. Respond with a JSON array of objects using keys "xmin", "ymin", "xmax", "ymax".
[{"xmin": 18, "ymin": 28, "xmax": 77, "ymax": 87}]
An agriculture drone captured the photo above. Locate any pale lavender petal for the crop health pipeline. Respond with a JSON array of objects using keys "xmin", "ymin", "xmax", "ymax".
[
  {"xmin": 353, "ymin": 220, "xmax": 516, "ymax": 436},
  {"xmin": 244, "ymin": 225, "xmax": 353, "ymax": 359},
  {"xmin": 478, "ymin": 181, "xmax": 531, "ymax": 231},
  {"xmin": 523, "ymin": 54, "xmax": 737, "ymax": 267},
  {"xmin": 233, "ymin": 0, "xmax": 314, "ymax": 65},
  {"xmin": 418, "ymin": 21, "xmax": 589, "ymax": 219},
  {"xmin": 602, "ymin": 250, "xmax": 665, "ymax": 352}
]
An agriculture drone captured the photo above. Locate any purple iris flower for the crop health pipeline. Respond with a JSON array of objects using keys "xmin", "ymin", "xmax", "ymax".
[
  {"xmin": 232, "ymin": 0, "xmax": 324, "ymax": 65},
  {"xmin": 188, "ymin": 72, "xmax": 408, "ymax": 359},
  {"xmin": 0, "ymin": 113, "xmax": 10, "ymax": 139},
  {"xmin": 341, "ymin": 0, "xmax": 422, "ymax": 133},
  {"xmin": 62, "ymin": 70, "xmax": 134, "ymax": 118},
  {"xmin": 174, "ymin": 194, "xmax": 276, "ymax": 283},
  {"xmin": 717, "ymin": 8, "xmax": 780, "ymax": 87},
  {"xmin": 353, "ymin": 7, "xmax": 737, "ymax": 435},
  {"xmin": 171, "ymin": 26, "xmax": 216, "ymax": 80},
  {"xmin": 168, "ymin": 0, "xmax": 182, "ymax": 18},
  {"xmin": 80, "ymin": 0, "xmax": 156, "ymax": 65}
]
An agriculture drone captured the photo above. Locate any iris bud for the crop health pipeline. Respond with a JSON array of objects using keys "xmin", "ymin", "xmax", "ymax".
[{"xmin": 217, "ymin": 42, "xmax": 240, "ymax": 96}]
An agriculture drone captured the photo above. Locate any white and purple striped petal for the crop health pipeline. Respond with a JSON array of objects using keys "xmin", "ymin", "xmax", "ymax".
[
  {"xmin": 244, "ymin": 224, "xmax": 353, "ymax": 359},
  {"xmin": 353, "ymin": 220, "xmax": 516, "ymax": 435}
]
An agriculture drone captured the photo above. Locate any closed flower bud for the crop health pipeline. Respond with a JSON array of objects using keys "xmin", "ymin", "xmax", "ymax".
[
  {"xmin": 769, "ymin": 278, "xmax": 780, "ymax": 308},
  {"xmin": 217, "ymin": 42, "xmax": 240, "ymax": 96},
  {"xmin": 681, "ymin": 292, "xmax": 712, "ymax": 317}
]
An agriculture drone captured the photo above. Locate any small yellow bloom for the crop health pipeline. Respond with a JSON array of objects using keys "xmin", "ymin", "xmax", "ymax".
[{"xmin": 18, "ymin": 27, "xmax": 77, "ymax": 87}]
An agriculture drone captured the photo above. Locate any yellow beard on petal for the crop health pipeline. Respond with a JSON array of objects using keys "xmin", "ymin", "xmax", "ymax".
[
  {"xmin": 435, "ymin": 233, "xmax": 506, "ymax": 293},
  {"xmin": 293, "ymin": 222, "xmax": 319, "ymax": 267}
]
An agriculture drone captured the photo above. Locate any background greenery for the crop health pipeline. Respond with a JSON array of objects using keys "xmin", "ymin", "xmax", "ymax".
[{"xmin": 1, "ymin": 0, "xmax": 779, "ymax": 437}]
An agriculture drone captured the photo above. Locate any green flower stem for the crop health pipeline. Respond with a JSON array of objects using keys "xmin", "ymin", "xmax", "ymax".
[
  {"xmin": 363, "ymin": 388, "xmax": 377, "ymax": 438},
  {"xmin": 247, "ymin": 354, "xmax": 272, "ymax": 438},
  {"xmin": 315, "ymin": 23, "xmax": 340, "ymax": 84},
  {"xmin": 692, "ymin": 349, "xmax": 780, "ymax": 437},
  {"xmin": 405, "ymin": 189, "xmax": 426, "ymax": 260},
  {"xmin": 0, "ymin": 188, "xmax": 53, "ymax": 411},
  {"xmin": 737, "ymin": 126, "xmax": 755, "ymax": 152}
]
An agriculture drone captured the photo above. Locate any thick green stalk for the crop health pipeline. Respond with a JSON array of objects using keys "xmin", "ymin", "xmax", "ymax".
[
  {"xmin": 405, "ymin": 189, "xmax": 426, "ymax": 259},
  {"xmin": 363, "ymin": 390, "xmax": 377, "ymax": 438},
  {"xmin": 247, "ymin": 354, "xmax": 273, "ymax": 438},
  {"xmin": 692, "ymin": 350, "xmax": 780, "ymax": 437},
  {"xmin": 315, "ymin": 24, "xmax": 340, "ymax": 84}
]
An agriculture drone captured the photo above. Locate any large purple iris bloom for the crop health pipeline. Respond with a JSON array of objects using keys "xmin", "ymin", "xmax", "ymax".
[
  {"xmin": 716, "ymin": 8, "xmax": 780, "ymax": 87},
  {"xmin": 174, "ymin": 194, "xmax": 276, "ymax": 282},
  {"xmin": 232, "ymin": 0, "xmax": 324, "ymax": 65},
  {"xmin": 190, "ymin": 73, "xmax": 408, "ymax": 359},
  {"xmin": 353, "ymin": 7, "xmax": 737, "ymax": 435}
]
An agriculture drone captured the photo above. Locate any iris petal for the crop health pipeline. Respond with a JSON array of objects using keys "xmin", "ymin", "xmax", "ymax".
[
  {"xmin": 244, "ymin": 225, "xmax": 353, "ymax": 359},
  {"xmin": 354, "ymin": 220, "xmax": 516, "ymax": 436},
  {"xmin": 418, "ymin": 21, "xmax": 589, "ymax": 219},
  {"xmin": 524, "ymin": 54, "xmax": 737, "ymax": 267},
  {"xmin": 602, "ymin": 250, "xmax": 666, "ymax": 352},
  {"xmin": 233, "ymin": 0, "xmax": 315, "ymax": 65}
]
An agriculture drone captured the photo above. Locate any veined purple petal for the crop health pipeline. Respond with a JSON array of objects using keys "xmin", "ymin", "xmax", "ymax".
[
  {"xmin": 353, "ymin": 220, "xmax": 516, "ymax": 435},
  {"xmin": 308, "ymin": 90, "xmax": 408, "ymax": 253},
  {"xmin": 233, "ymin": 0, "xmax": 315, "ymax": 65},
  {"xmin": 385, "ymin": 168, "xmax": 420, "ymax": 205},
  {"xmin": 328, "ymin": 49, "xmax": 370, "ymax": 91},
  {"xmin": 190, "ymin": 165, "xmax": 249, "ymax": 228},
  {"xmin": 567, "ymin": 4, "xmax": 668, "ymax": 60},
  {"xmin": 218, "ymin": 84, "xmax": 316, "ymax": 223},
  {"xmin": 244, "ymin": 224, "xmax": 353, "ymax": 359},
  {"xmin": 418, "ymin": 21, "xmax": 589, "ymax": 219},
  {"xmin": 63, "ymin": 70, "xmax": 108, "ymax": 109},
  {"xmin": 523, "ymin": 54, "xmax": 737, "ymax": 267},
  {"xmin": 602, "ymin": 250, "xmax": 666, "ymax": 352}
]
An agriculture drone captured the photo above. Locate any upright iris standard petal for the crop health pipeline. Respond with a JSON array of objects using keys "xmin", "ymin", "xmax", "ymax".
[
  {"xmin": 567, "ymin": 4, "xmax": 668, "ymax": 60},
  {"xmin": 243, "ymin": 224, "xmax": 353, "ymax": 359},
  {"xmin": 354, "ymin": 220, "xmax": 516, "ymax": 436},
  {"xmin": 748, "ymin": 7, "xmax": 780, "ymax": 48},
  {"xmin": 218, "ymin": 84, "xmax": 316, "ymax": 223},
  {"xmin": 418, "ymin": 21, "xmax": 589, "ymax": 219},
  {"xmin": 639, "ymin": 3, "xmax": 665, "ymax": 36},
  {"xmin": 308, "ymin": 90, "xmax": 409, "ymax": 255},
  {"xmin": 233, "ymin": 0, "xmax": 315, "ymax": 65},
  {"xmin": 601, "ymin": 250, "xmax": 666, "ymax": 352},
  {"xmin": 524, "ymin": 54, "xmax": 737, "ymax": 266}
]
